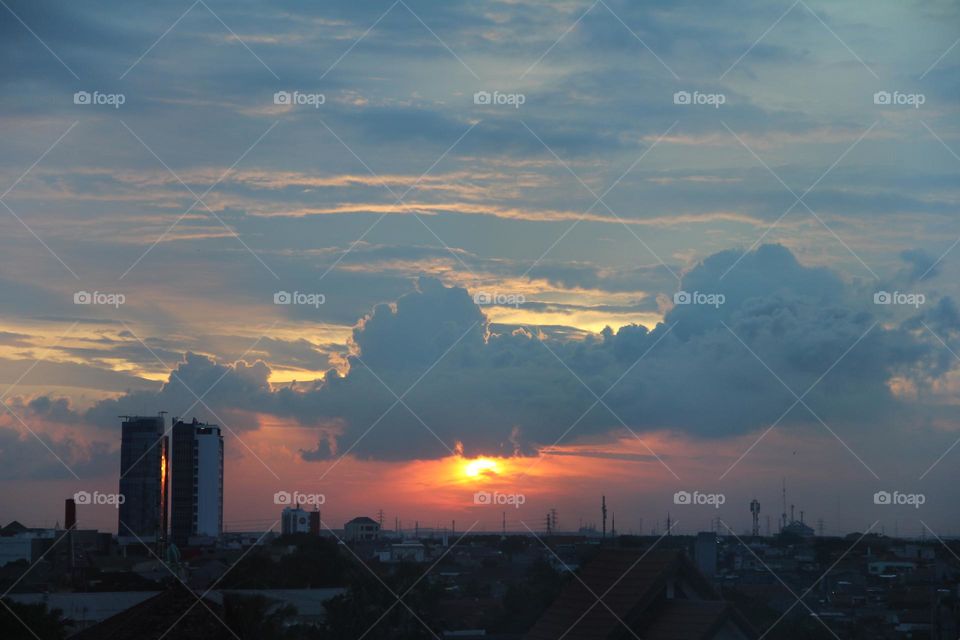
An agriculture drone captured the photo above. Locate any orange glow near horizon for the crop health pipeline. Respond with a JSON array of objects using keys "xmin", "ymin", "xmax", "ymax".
[{"xmin": 463, "ymin": 457, "xmax": 501, "ymax": 478}]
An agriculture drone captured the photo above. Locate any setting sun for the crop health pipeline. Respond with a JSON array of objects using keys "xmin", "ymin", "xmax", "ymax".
[{"xmin": 463, "ymin": 457, "xmax": 500, "ymax": 478}]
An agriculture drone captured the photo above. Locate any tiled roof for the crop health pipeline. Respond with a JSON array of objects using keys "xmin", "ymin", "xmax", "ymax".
[
  {"xmin": 526, "ymin": 549, "xmax": 685, "ymax": 640},
  {"xmin": 525, "ymin": 549, "xmax": 754, "ymax": 640},
  {"xmin": 643, "ymin": 600, "xmax": 733, "ymax": 640},
  {"xmin": 71, "ymin": 583, "xmax": 226, "ymax": 640}
]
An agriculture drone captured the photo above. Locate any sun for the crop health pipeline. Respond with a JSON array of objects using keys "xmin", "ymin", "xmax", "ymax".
[{"xmin": 463, "ymin": 457, "xmax": 501, "ymax": 478}]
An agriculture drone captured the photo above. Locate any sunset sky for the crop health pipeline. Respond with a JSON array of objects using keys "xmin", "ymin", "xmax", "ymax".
[{"xmin": 2, "ymin": 0, "xmax": 960, "ymax": 539}]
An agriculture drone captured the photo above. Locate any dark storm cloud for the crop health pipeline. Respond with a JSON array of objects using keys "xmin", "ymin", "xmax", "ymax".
[{"xmin": 0, "ymin": 421, "xmax": 114, "ymax": 480}]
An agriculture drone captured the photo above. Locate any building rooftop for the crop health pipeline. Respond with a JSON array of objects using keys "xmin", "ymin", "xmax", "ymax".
[{"xmin": 525, "ymin": 549, "xmax": 756, "ymax": 640}]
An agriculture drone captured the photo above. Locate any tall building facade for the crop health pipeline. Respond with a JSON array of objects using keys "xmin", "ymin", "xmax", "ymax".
[
  {"xmin": 171, "ymin": 418, "xmax": 223, "ymax": 546},
  {"xmin": 118, "ymin": 415, "xmax": 168, "ymax": 542}
]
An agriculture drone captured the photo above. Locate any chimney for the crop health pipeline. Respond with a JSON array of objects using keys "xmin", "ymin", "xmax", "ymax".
[{"xmin": 65, "ymin": 498, "xmax": 77, "ymax": 530}]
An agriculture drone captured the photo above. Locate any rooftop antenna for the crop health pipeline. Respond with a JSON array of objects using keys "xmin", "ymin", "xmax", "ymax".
[
  {"xmin": 750, "ymin": 499, "xmax": 761, "ymax": 537},
  {"xmin": 781, "ymin": 478, "xmax": 788, "ymax": 532}
]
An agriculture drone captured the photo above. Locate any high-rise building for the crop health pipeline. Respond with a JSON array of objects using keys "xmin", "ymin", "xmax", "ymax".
[
  {"xmin": 118, "ymin": 415, "xmax": 168, "ymax": 543},
  {"xmin": 171, "ymin": 418, "xmax": 223, "ymax": 546}
]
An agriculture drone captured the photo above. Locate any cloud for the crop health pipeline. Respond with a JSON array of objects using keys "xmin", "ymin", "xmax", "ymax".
[
  {"xmin": 900, "ymin": 248, "xmax": 941, "ymax": 282},
  {"xmin": 21, "ymin": 244, "xmax": 951, "ymax": 467}
]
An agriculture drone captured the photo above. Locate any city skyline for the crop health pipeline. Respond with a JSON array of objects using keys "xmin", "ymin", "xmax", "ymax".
[{"xmin": 1, "ymin": 0, "xmax": 960, "ymax": 546}]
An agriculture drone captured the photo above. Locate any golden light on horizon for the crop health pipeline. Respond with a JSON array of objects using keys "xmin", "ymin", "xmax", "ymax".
[{"xmin": 463, "ymin": 457, "xmax": 501, "ymax": 478}]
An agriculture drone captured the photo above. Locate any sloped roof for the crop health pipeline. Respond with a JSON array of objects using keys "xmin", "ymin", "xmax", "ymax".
[
  {"xmin": 70, "ymin": 583, "xmax": 227, "ymax": 640},
  {"xmin": 643, "ymin": 600, "xmax": 742, "ymax": 640},
  {"xmin": 1, "ymin": 521, "xmax": 28, "ymax": 536},
  {"xmin": 525, "ymin": 549, "xmax": 754, "ymax": 640}
]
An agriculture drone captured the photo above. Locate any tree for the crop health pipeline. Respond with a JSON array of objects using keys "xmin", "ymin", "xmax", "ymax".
[
  {"xmin": 0, "ymin": 599, "xmax": 67, "ymax": 640},
  {"xmin": 222, "ymin": 593, "xmax": 297, "ymax": 640}
]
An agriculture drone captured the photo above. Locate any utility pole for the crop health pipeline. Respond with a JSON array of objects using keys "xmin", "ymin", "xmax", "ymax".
[{"xmin": 602, "ymin": 496, "xmax": 607, "ymax": 539}]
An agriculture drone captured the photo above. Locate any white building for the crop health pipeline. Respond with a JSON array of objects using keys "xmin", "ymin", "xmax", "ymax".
[
  {"xmin": 171, "ymin": 418, "xmax": 224, "ymax": 546},
  {"xmin": 281, "ymin": 507, "xmax": 312, "ymax": 535},
  {"xmin": 378, "ymin": 541, "xmax": 426, "ymax": 563},
  {"xmin": 344, "ymin": 517, "xmax": 380, "ymax": 542}
]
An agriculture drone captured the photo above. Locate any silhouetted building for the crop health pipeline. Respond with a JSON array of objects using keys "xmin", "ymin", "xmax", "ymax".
[
  {"xmin": 65, "ymin": 498, "xmax": 76, "ymax": 531},
  {"xmin": 118, "ymin": 415, "xmax": 168, "ymax": 543},
  {"xmin": 171, "ymin": 418, "xmax": 223, "ymax": 546},
  {"xmin": 695, "ymin": 531, "xmax": 717, "ymax": 578}
]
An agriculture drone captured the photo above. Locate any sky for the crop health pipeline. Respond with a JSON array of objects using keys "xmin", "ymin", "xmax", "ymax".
[{"xmin": 1, "ymin": 0, "xmax": 960, "ymax": 539}]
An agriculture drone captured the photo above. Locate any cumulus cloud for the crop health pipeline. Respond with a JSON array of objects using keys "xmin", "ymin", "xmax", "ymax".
[{"xmin": 17, "ymin": 244, "xmax": 955, "ymax": 467}]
